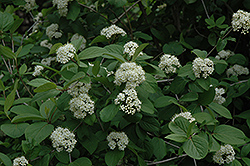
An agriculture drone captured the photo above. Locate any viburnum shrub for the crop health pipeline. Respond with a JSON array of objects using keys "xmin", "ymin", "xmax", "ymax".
[{"xmin": 1, "ymin": 0, "xmax": 250, "ymax": 166}]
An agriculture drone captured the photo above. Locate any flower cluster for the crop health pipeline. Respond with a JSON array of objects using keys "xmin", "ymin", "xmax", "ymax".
[
  {"xmin": 100, "ymin": 25, "xmax": 127, "ymax": 39},
  {"xmin": 50, "ymin": 127, "xmax": 77, "ymax": 153},
  {"xmin": 52, "ymin": 0, "xmax": 70, "ymax": 17},
  {"xmin": 192, "ymin": 57, "xmax": 214, "ymax": 79},
  {"xmin": 213, "ymin": 144, "xmax": 235, "ymax": 165},
  {"xmin": 123, "ymin": 41, "xmax": 143, "ymax": 57},
  {"xmin": 114, "ymin": 88, "xmax": 141, "ymax": 115},
  {"xmin": 32, "ymin": 65, "xmax": 44, "ymax": 76},
  {"xmin": 70, "ymin": 33, "xmax": 86, "ymax": 51},
  {"xmin": 172, "ymin": 112, "xmax": 195, "ymax": 123},
  {"xmin": 107, "ymin": 132, "xmax": 129, "ymax": 151},
  {"xmin": 46, "ymin": 23, "xmax": 62, "ymax": 40},
  {"xmin": 215, "ymin": 50, "xmax": 234, "ymax": 60},
  {"xmin": 41, "ymin": 57, "xmax": 56, "ymax": 66},
  {"xmin": 56, "ymin": 43, "xmax": 76, "ymax": 64},
  {"xmin": 226, "ymin": 64, "xmax": 249, "ymax": 77},
  {"xmin": 20, "ymin": 0, "xmax": 36, "ymax": 12},
  {"xmin": 232, "ymin": 10, "xmax": 250, "ymax": 34},
  {"xmin": 67, "ymin": 82, "xmax": 91, "ymax": 97},
  {"xmin": 114, "ymin": 62, "xmax": 145, "ymax": 89},
  {"xmin": 214, "ymin": 88, "xmax": 226, "ymax": 104},
  {"xmin": 40, "ymin": 39, "xmax": 53, "ymax": 49},
  {"xmin": 158, "ymin": 54, "xmax": 181, "ymax": 74},
  {"xmin": 13, "ymin": 156, "xmax": 29, "ymax": 166}
]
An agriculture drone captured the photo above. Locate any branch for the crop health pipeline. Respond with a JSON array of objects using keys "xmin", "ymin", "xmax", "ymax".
[
  {"xmin": 157, "ymin": 79, "xmax": 174, "ymax": 83},
  {"xmin": 200, "ymin": 0, "xmax": 210, "ymax": 19},
  {"xmin": 146, "ymin": 154, "xmax": 188, "ymax": 165},
  {"xmin": 230, "ymin": 79, "xmax": 248, "ymax": 86}
]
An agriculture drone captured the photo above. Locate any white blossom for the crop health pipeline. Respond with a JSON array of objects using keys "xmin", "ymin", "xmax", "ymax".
[
  {"xmin": 232, "ymin": 10, "xmax": 250, "ymax": 34},
  {"xmin": 32, "ymin": 65, "xmax": 44, "ymax": 76},
  {"xmin": 50, "ymin": 127, "xmax": 77, "ymax": 153},
  {"xmin": 13, "ymin": 156, "xmax": 29, "ymax": 166},
  {"xmin": 41, "ymin": 57, "xmax": 56, "ymax": 66},
  {"xmin": 67, "ymin": 81, "xmax": 91, "ymax": 97},
  {"xmin": 20, "ymin": 0, "xmax": 36, "ymax": 12},
  {"xmin": 214, "ymin": 88, "xmax": 226, "ymax": 104},
  {"xmin": 158, "ymin": 54, "xmax": 181, "ymax": 74},
  {"xmin": 226, "ymin": 64, "xmax": 249, "ymax": 77},
  {"xmin": 100, "ymin": 25, "xmax": 126, "ymax": 39},
  {"xmin": 215, "ymin": 50, "xmax": 234, "ymax": 60},
  {"xmin": 69, "ymin": 93, "xmax": 94, "ymax": 119},
  {"xmin": 114, "ymin": 62, "xmax": 145, "ymax": 89},
  {"xmin": 213, "ymin": 144, "xmax": 235, "ymax": 165},
  {"xmin": 70, "ymin": 33, "xmax": 86, "ymax": 51},
  {"xmin": 107, "ymin": 132, "xmax": 129, "ymax": 151},
  {"xmin": 192, "ymin": 57, "xmax": 214, "ymax": 79},
  {"xmin": 46, "ymin": 23, "xmax": 62, "ymax": 40},
  {"xmin": 52, "ymin": 0, "xmax": 70, "ymax": 17},
  {"xmin": 40, "ymin": 40, "xmax": 53, "ymax": 49},
  {"xmin": 123, "ymin": 41, "xmax": 143, "ymax": 57},
  {"xmin": 172, "ymin": 112, "xmax": 195, "ymax": 123},
  {"xmin": 56, "ymin": 43, "xmax": 76, "ymax": 64},
  {"xmin": 114, "ymin": 88, "xmax": 141, "ymax": 115}
]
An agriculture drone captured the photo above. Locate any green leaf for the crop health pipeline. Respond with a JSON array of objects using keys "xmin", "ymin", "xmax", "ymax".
[
  {"xmin": 32, "ymin": 89, "xmax": 60, "ymax": 102},
  {"xmin": 100, "ymin": 104, "xmax": 119, "ymax": 122},
  {"xmin": 163, "ymin": 42, "xmax": 184, "ymax": 56},
  {"xmin": 78, "ymin": 46, "xmax": 106, "ymax": 60},
  {"xmin": 169, "ymin": 76, "xmax": 188, "ymax": 94},
  {"xmin": 17, "ymin": 44, "xmax": 34, "ymax": 57},
  {"xmin": 104, "ymin": 44, "xmax": 123, "ymax": 55},
  {"xmin": 0, "ymin": 11, "xmax": 14, "ymax": 31},
  {"xmin": 198, "ymin": 87, "xmax": 215, "ymax": 105},
  {"xmin": 66, "ymin": 1, "xmax": 80, "ymax": 21},
  {"xmin": 49, "ymin": 43, "xmax": 63, "ymax": 55},
  {"xmin": 19, "ymin": 63, "xmax": 27, "ymax": 75},
  {"xmin": 208, "ymin": 33, "xmax": 216, "ymax": 46},
  {"xmin": 209, "ymin": 102, "xmax": 232, "ymax": 119},
  {"xmin": 178, "ymin": 63, "xmax": 196, "ymax": 80},
  {"xmin": 25, "ymin": 122, "xmax": 54, "ymax": 145},
  {"xmin": 232, "ymin": 159, "xmax": 243, "ymax": 166},
  {"xmin": 180, "ymin": 92, "xmax": 198, "ymax": 102},
  {"xmin": 184, "ymin": 0, "xmax": 197, "ymax": 4},
  {"xmin": 91, "ymin": 35, "xmax": 108, "ymax": 45},
  {"xmin": 193, "ymin": 112, "xmax": 217, "ymax": 125},
  {"xmin": 10, "ymin": 18, "xmax": 23, "ymax": 33},
  {"xmin": 40, "ymin": 99, "xmax": 55, "ymax": 119},
  {"xmin": 150, "ymin": 137, "xmax": 166, "ymax": 160},
  {"xmin": 140, "ymin": 97, "xmax": 155, "ymax": 114},
  {"xmin": 27, "ymin": 78, "xmax": 50, "ymax": 87},
  {"xmin": 183, "ymin": 135, "xmax": 208, "ymax": 159},
  {"xmin": 108, "ymin": 0, "xmax": 127, "ymax": 7},
  {"xmin": 213, "ymin": 125, "xmax": 247, "ymax": 145},
  {"xmin": 208, "ymin": 134, "xmax": 220, "ymax": 152},
  {"xmin": 0, "ymin": 45, "xmax": 15, "ymax": 59},
  {"xmin": 154, "ymin": 96, "xmax": 176, "ymax": 108},
  {"xmin": 165, "ymin": 134, "xmax": 187, "ymax": 142},
  {"xmin": 105, "ymin": 150, "xmax": 124, "ymax": 166},
  {"xmin": 134, "ymin": 31, "xmax": 152, "ymax": 40},
  {"xmin": 11, "ymin": 114, "xmax": 46, "ymax": 123},
  {"xmin": 227, "ymin": 54, "xmax": 247, "ymax": 66},
  {"xmin": 103, "ymin": 52, "xmax": 126, "ymax": 63},
  {"xmin": 80, "ymin": 134, "xmax": 99, "ymax": 154},
  {"xmin": 216, "ymin": 38, "xmax": 227, "ymax": 52},
  {"xmin": 69, "ymin": 157, "xmax": 92, "ymax": 166},
  {"xmin": 131, "ymin": 43, "xmax": 149, "ymax": 62},
  {"xmin": 216, "ymin": 16, "xmax": 225, "ymax": 25},
  {"xmin": 1, "ymin": 123, "xmax": 29, "ymax": 138},
  {"xmin": 92, "ymin": 60, "xmax": 100, "ymax": 76},
  {"xmin": 4, "ymin": 79, "xmax": 18, "ymax": 119},
  {"xmin": 139, "ymin": 117, "xmax": 160, "ymax": 132},
  {"xmin": 0, "ymin": 152, "xmax": 12, "ymax": 166},
  {"xmin": 10, "ymin": 105, "xmax": 40, "ymax": 115},
  {"xmin": 169, "ymin": 117, "xmax": 189, "ymax": 135},
  {"xmin": 196, "ymin": 77, "xmax": 210, "ymax": 91},
  {"xmin": 0, "ymin": 79, "xmax": 5, "ymax": 91},
  {"xmin": 64, "ymin": 72, "xmax": 86, "ymax": 89},
  {"xmin": 241, "ymin": 144, "xmax": 250, "ymax": 157},
  {"xmin": 192, "ymin": 49, "xmax": 207, "ymax": 59},
  {"xmin": 34, "ymin": 82, "xmax": 57, "ymax": 93}
]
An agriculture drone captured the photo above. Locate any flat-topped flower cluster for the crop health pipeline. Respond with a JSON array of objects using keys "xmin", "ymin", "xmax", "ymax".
[
  {"xmin": 192, "ymin": 57, "xmax": 214, "ymax": 79},
  {"xmin": 214, "ymin": 88, "xmax": 226, "ymax": 104},
  {"xmin": 172, "ymin": 112, "xmax": 196, "ymax": 123},
  {"xmin": 158, "ymin": 54, "xmax": 181, "ymax": 74},
  {"xmin": 123, "ymin": 41, "xmax": 143, "ymax": 57},
  {"xmin": 101, "ymin": 25, "xmax": 127, "ymax": 39},
  {"xmin": 213, "ymin": 144, "xmax": 235, "ymax": 165},
  {"xmin": 13, "ymin": 156, "xmax": 29, "ymax": 166},
  {"xmin": 107, "ymin": 132, "xmax": 129, "ymax": 151},
  {"xmin": 232, "ymin": 10, "xmax": 250, "ymax": 34}
]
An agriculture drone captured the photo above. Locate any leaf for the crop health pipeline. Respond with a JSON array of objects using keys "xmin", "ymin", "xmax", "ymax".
[
  {"xmin": 192, "ymin": 49, "xmax": 207, "ymax": 59},
  {"xmin": 19, "ymin": 63, "xmax": 27, "ymax": 75},
  {"xmin": 163, "ymin": 42, "xmax": 184, "ymax": 56},
  {"xmin": 0, "ymin": 11, "xmax": 14, "ymax": 31},
  {"xmin": 100, "ymin": 104, "xmax": 119, "ymax": 122},
  {"xmin": 193, "ymin": 112, "xmax": 217, "ymax": 125},
  {"xmin": 17, "ymin": 44, "xmax": 34, "ymax": 57},
  {"xmin": 209, "ymin": 102, "xmax": 232, "ymax": 119},
  {"xmin": 80, "ymin": 134, "xmax": 99, "ymax": 154},
  {"xmin": 165, "ymin": 134, "xmax": 187, "ymax": 142},
  {"xmin": 78, "ymin": 46, "xmax": 106, "ymax": 60},
  {"xmin": 69, "ymin": 157, "xmax": 92, "ymax": 166},
  {"xmin": 154, "ymin": 96, "xmax": 176, "ymax": 108},
  {"xmin": 91, "ymin": 35, "xmax": 108, "ymax": 45},
  {"xmin": 10, "ymin": 105, "xmax": 40, "ymax": 115},
  {"xmin": 11, "ymin": 114, "xmax": 46, "ymax": 123},
  {"xmin": 10, "ymin": 18, "xmax": 23, "ymax": 33},
  {"xmin": 216, "ymin": 38, "xmax": 227, "ymax": 52},
  {"xmin": 27, "ymin": 78, "xmax": 50, "ymax": 87},
  {"xmin": 241, "ymin": 144, "xmax": 250, "ymax": 157},
  {"xmin": 198, "ymin": 87, "xmax": 215, "ymax": 106},
  {"xmin": 178, "ymin": 63, "xmax": 196, "ymax": 80},
  {"xmin": 92, "ymin": 60, "xmax": 100, "ymax": 76},
  {"xmin": 227, "ymin": 54, "xmax": 247, "ymax": 66},
  {"xmin": 49, "ymin": 43, "xmax": 63, "ymax": 55},
  {"xmin": 0, "ymin": 45, "xmax": 15, "ymax": 59},
  {"xmin": 34, "ymin": 82, "xmax": 57, "ymax": 93},
  {"xmin": 208, "ymin": 134, "xmax": 220, "ymax": 152},
  {"xmin": 150, "ymin": 137, "xmax": 167, "ymax": 160},
  {"xmin": 0, "ymin": 79, "xmax": 5, "ymax": 91},
  {"xmin": 196, "ymin": 77, "xmax": 210, "ymax": 91},
  {"xmin": 104, "ymin": 44, "xmax": 123, "ymax": 55},
  {"xmin": 140, "ymin": 97, "xmax": 155, "ymax": 114},
  {"xmin": 139, "ymin": 117, "xmax": 160, "ymax": 132},
  {"xmin": 216, "ymin": 16, "xmax": 225, "ymax": 25},
  {"xmin": 183, "ymin": 135, "xmax": 208, "ymax": 159},
  {"xmin": 103, "ymin": 52, "xmax": 126, "ymax": 63},
  {"xmin": 169, "ymin": 76, "xmax": 188, "ymax": 94},
  {"xmin": 108, "ymin": 0, "xmax": 127, "ymax": 7},
  {"xmin": 1, "ymin": 123, "xmax": 29, "ymax": 138},
  {"xmin": 180, "ymin": 92, "xmax": 198, "ymax": 102},
  {"xmin": 64, "ymin": 72, "xmax": 86, "ymax": 89},
  {"xmin": 131, "ymin": 43, "xmax": 149, "ymax": 62},
  {"xmin": 25, "ymin": 122, "xmax": 54, "ymax": 145},
  {"xmin": 184, "ymin": 0, "xmax": 197, "ymax": 4},
  {"xmin": 208, "ymin": 33, "xmax": 216, "ymax": 46},
  {"xmin": 0, "ymin": 152, "xmax": 12, "ymax": 166},
  {"xmin": 213, "ymin": 125, "xmax": 247, "ymax": 145},
  {"xmin": 66, "ymin": 1, "xmax": 80, "ymax": 21},
  {"xmin": 105, "ymin": 150, "xmax": 124, "ymax": 166},
  {"xmin": 4, "ymin": 79, "xmax": 18, "ymax": 119},
  {"xmin": 32, "ymin": 89, "xmax": 60, "ymax": 102},
  {"xmin": 134, "ymin": 31, "xmax": 152, "ymax": 40},
  {"xmin": 168, "ymin": 117, "xmax": 189, "ymax": 135}
]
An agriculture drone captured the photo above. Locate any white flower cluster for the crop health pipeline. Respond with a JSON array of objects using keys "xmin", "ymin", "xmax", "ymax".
[
  {"xmin": 41, "ymin": 57, "xmax": 56, "ymax": 66},
  {"xmin": 215, "ymin": 50, "xmax": 234, "ymax": 60},
  {"xmin": 13, "ymin": 156, "xmax": 29, "ymax": 166},
  {"xmin": 114, "ymin": 62, "xmax": 145, "ymax": 89},
  {"xmin": 32, "ymin": 65, "xmax": 44, "ymax": 76},
  {"xmin": 213, "ymin": 144, "xmax": 235, "ymax": 165},
  {"xmin": 52, "ymin": 0, "xmax": 70, "ymax": 17},
  {"xmin": 56, "ymin": 43, "xmax": 76, "ymax": 64},
  {"xmin": 172, "ymin": 112, "xmax": 195, "ymax": 123},
  {"xmin": 114, "ymin": 88, "xmax": 141, "ymax": 115},
  {"xmin": 70, "ymin": 33, "xmax": 86, "ymax": 51},
  {"xmin": 20, "ymin": 0, "xmax": 36, "ymax": 12},
  {"xmin": 100, "ymin": 25, "xmax": 127, "ymax": 39},
  {"xmin": 232, "ymin": 10, "xmax": 250, "ymax": 34},
  {"xmin": 213, "ymin": 88, "xmax": 226, "ymax": 104},
  {"xmin": 40, "ymin": 40, "xmax": 53, "ymax": 49},
  {"xmin": 46, "ymin": 23, "xmax": 62, "ymax": 40},
  {"xmin": 67, "ymin": 82, "xmax": 91, "ymax": 97},
  {"xmin": 32, "ymin": 12, "xmax": 43, "ymax": 33},
  {"xmin": 226, "ymin": 64, "xmax": 249, "ymax": 77},
  {"xmin": 50, "ymin": 127, "xmax": 77, "ymax": 153},
  {"xmin": 123, "ymin": 41, "xmax": 143, "ymax": 57},
  {"xmin": 107, "ymin": 132, "xmax": 129, "ymax": 151},
  {"xmin": 192, "ymin": 57, "xmax": 214, "ymax": 79},
  {"xmin": 158, "ymin": 54, "xmax": 181, "ymax": 74}
]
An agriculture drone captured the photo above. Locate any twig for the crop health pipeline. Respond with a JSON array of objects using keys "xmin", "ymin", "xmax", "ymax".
[
  {"xmin": 151, "ymin": 52, "xmax": 164, "ymax": 61},
  {"xmin": 72, "ymin": 121, "xmax": 83, "ymax": 133},
  {"xmin": 194, "ymin": 24, "xmax": 207, "ymax": 38},
  {"xmin": 200, "ymin": 105, "xmax": 203, "ymax": 112},
  {"xmin": 193, "ymin": 158, "xmax": 197, "ymax": 166},
  {"xmin": 200, "ymin": 0, "xmax": 210, "ymax": 19},
  {"xmin": 230, "ymin": 79, "xmax": 248, "ymax": 86},
  {"xmin": 108, "ymin": 8, "xmax": 129, "ymax": 32},
  {"xmin": 164, "ymin": 141, "xmax": 180, "ymax": 149},
  {"xmin": 95, "ymin": 111, "xmax": 105, "ymax": 131},
  {"xmin": 21, "ymin": 21, "xmax": 40, "ymax": 45},
  {"xmin": 146, "ymin": 154, "xmax": 188, "ymax": 165},
  {"xmin": 157, "ymin": 79, "xmax": 174, "ymax": 83},
  {"xmin": 69, "ymin": 153, "xmax": 72, "ymax": 163}
]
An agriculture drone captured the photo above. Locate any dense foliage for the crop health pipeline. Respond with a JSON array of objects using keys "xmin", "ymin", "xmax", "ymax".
[{"xmin": 1, "ymin": 0, "xmax": 250, "ymax": 165}]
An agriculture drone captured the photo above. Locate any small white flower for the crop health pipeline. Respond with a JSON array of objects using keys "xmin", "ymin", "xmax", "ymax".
[
  {"xmin": 100, "ymin": 25, "xmax": 126, "ymax": 39},
  {"xmin": 192, "ymin": 57, "xmax": 214, "ymax": 79},
  {"xmin": 20, "ymin": 0, "xmax": 36, "ymax": 12},
  {"xmin": 215, "ymin": 50, "xmax": 234, "ymax": 60},
  {"xmin": 40, "ymin": 40, "xmax": 53, "ymax": 49},
  {"xmin": 107, "ymin": 132, "xmax": 129, "ymax": 151},
  {"xmin": 213, "ymin": 144, "xmax": 235, "ymax": 165},
  {"xmin": 158, "ymin": 54, "xmax": 181, "ymax": 74},
  {"xmin": 123, "ymin": 41, "xmax": 143, "ymax": 57},
  {"xmin": 226, "ymin": 64, "xmax": 249, "ymax": 77},
  {"xmin": 32, "ymin": 65, "xmax": 44, "ymax": 76},
  {"xmin": 172, "ymin": 112, "xmax": 195, "ymax": 123},
  {"xmin": 41, "ymin": 57, "xmax": 56, "ymax": 66},
  {"xmin": 232, "ymin": 10, "xmax": 250, "ymax": 34},
  {"xmin": 67, "ymin": 81, "xmax": 91, "ymax": 97},
  {"xmin": 52, "ymin": 0, "xmax": 70, "ymax": 17},
  {"xmin": 70, "ymin": 33, "xmax": 87, "ymax": 51},
  {"xmin": 13, "ymin": 156, "xmax": 29, "ymax": 166},
  {"xmin": 56, "ymin": 43, "xmax": 76, "ymax": 64},
  {"xmin": 213, "ymin": 88, "xmax": 226, "ymax": 104},
  {"xmin": 46, "ymin": 23, "xmax": 62, "ymax": 40},
  {"xmin": 50, "ymin": 127, "xmax": 77, "ymax": 153}
]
